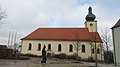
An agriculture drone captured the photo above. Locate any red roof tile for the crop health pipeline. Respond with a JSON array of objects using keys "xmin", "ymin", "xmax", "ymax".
[
  {"xmin": 90, "ymin": 32, "xmax": 103, "ymax": 43},
  {"xmin": 21, "ymin": 28, "xmax": 102, "ymax": 43}
]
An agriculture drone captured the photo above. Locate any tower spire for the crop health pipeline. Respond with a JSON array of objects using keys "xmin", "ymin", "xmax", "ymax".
[
  {"xmin": 85, "ymin": 6, "xmax": 96, "ymax": 21},
  {"xmin": 89, "ymin": 6, "xmax": 92, "ymax": 14},
  {"xmin": 84, "ymin": 6, "xmax": 97, "ymax": 32}
]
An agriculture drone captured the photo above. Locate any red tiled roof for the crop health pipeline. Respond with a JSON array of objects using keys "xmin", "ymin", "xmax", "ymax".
[
  {"xmin": 111, "ymin": 19, "xmax": 120, "ymax": 29},
  {"xmin": 90, "ymin": 32, "xmax": 103, "ymax": 43},
  {"xmin": 21, "ymin": 28, "xmax": 102, "ymax": 43}
]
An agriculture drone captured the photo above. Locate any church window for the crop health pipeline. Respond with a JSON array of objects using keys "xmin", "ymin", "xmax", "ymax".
[
  {"xmin": 28, "ymin": 43, "xmax": 32, "ymax": 50},
  {"xmin": 69, "ymin": 44, "xmax": 73, "ymax": 52},
  {"xmin": 92, "ymin": 48, "xmax": 94, "ymax": 54},
  {"xmin": 58, "ymin": 44, "xmax": 62, "ymax": 52},
  {"xmin": 82, "ymin": 45, "xmax": 85, "ymax": 53},
  {"xmin": 48, "ymin": 44, "xmax": 51, "ymax": 51},
  {"xmin": 38, "ymin": 43, "xmax": 41, "ymax": 51},
  {"xmin": 97, "ymin": 48, "xmax": 100, "ymax": 54}
]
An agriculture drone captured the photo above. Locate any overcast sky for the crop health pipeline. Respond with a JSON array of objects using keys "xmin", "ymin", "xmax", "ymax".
[{"xmin": 0, "ymin": 0, "xmax": 120, "ymax": 45}]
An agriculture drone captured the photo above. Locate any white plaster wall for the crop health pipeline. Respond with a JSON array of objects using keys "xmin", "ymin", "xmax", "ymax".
[
  {"xmin": 21, "ymin": 40, "xmax": 103, "ymax": 60},
  {"xmin": 78, "ymin": 42, "xmax": 91, "ymax": 59},
  {"xmin": 21, "ymin": 40, "xmax": 76, "ymax": 55},
  {"xmin": 91, "ymin": 43, "xmax": 104, "ymax": 61},
  {"xmin": 113, "ymin": 27, "xmax": 120, "ymax": 63}
]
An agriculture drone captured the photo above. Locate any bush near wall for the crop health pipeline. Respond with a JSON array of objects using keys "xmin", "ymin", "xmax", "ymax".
[
  {"xmin": 0, "ymin": 45, "xmax": 13, "ymax": 59},
  {"xmin": 86, "ymin": 56, "xmax": 95, "ymax": 62},
  {"xmin": 51, "ymin": 53, "xmax": 67, "ymax": 59},
  {"xmin": 104, "ymin": 51, "xmax": 114, "ymax": 64},
  {"xmin": 51, "ymin": 53, "xmax": 99, "ymax": 62},
  {"xmin": 51, "ymin": 53, "xmax": 81, "ymax": 61},
  {"xmin": 20, "ymin": 53, "xmax": 41, "ymax": 57}
]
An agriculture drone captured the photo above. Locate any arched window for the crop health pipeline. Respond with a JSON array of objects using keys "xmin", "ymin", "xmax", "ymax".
[
  {"xmin": 82, "ymin": 45, "xmax": 85, "ymax": 53},
  {"xmin": 38, "ymin": 43, "xmax": 41, "ymax": 51},
  {"xmin": 48, "ymin": 44, "xmax": 51, "ymax": 51},
  {"xmin": 69, "ymin": 44, "xmax": 73, "ymax": 52},
  {"xmin": 28, "ymin": 43, "xmax": 32, "ymax": 50},
  {"xmin": 97, "ymin": 48, "xmax": 100, "ymax": 54},
  {"xmin": 92, "ymin": 48, "xmax": 94, "ymax": 54},
  {"xmin": 58, "ymin": 44, "xmax": 62, "ymax": 52}
]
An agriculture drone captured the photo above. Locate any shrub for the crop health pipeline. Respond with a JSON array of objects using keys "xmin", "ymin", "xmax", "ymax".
[
  {"xmin": 66, "ymin": 54, "xmax": 76, "ymax": 60},
  {"xmin": 104, "ymin": 51, "xmax": 114, "ymax": 64},
  {"xmin": 0, "ymin": 45, "xmax": 13, "ymax": 59},
  {"xmin": 47, "ymin": 53, "xmax": 52, "ymax": 58},
  {"xmin": 87, "ymin": 56, "xmax": 94, "ymax": 62},
  {"xmin": 51, "ymin": 53, "xmax": 81, "ymax": 61},
  {"xmin": 8, "ymin": 56, "xmax": 30, "ymax": 60},
  {"xmin": 51, "ymin": 53, "xmax": 67, "ymax": 59},
  {"xmin": 20, "ymin": 53, "xmax": 40, "ymax": 57},
  {"xmin": 58, "ymin": 53, "xmax": 67, "ymax": 59},
  {"xmin": 66, "ymin": 53, "xmax": 81, "ymax": 61}
]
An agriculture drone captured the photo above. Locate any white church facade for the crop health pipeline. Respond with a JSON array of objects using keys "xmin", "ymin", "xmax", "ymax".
[{"xmin": 21, "ymin": 7, "xmax": 104, "ymax": 61}]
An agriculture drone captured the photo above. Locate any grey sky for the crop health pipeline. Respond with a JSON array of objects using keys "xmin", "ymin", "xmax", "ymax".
[{"xmin": 0, "ymin": 0, "xmax": 119, "ymax": 45}]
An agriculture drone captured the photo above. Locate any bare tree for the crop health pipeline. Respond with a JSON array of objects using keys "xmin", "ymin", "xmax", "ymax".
[
  {"xmin": 101, "ymin": 27, "xmax": 112, "ymax": 51},
  {"xmin": 0, "ymin": 6, "xmax": 7, "ymax": 25},
  {"xmin": 72, "ymin": 34, "xmax": 81, "ymax": 61},
  {"xmin": 89, "ymin": 41, "xmax": 94, "ymax": 58},
  {"xmin": 101, "ymin": 27, "xmax": 112, "ymax": 63}
]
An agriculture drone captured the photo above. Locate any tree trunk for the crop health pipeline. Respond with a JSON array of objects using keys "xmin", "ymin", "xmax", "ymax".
[
  {"xmin": 76, "ymin": 49, "xmax": 79, "ymax": 61},
  {"xmin": 91, "ymin": 44, "xmax": 92, "ymax": 58}
]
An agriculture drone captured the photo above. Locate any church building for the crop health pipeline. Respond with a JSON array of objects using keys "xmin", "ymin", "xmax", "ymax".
[{"xmin": 21, "ymin": 7, "xmax": 104, "ymax": 61}]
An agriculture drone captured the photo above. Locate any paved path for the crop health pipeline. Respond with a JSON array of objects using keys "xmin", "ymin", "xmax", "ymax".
[
  {"xmin": 0, "ymin": 58, "xmax": 88, "ymax": 67},
  {"xmin": 0, "ymin": 57, "xmax": 118, "ymax": 67},
  {"xmin": 83, "ymin": 62, "xmax": 118, "ymax": 67}
]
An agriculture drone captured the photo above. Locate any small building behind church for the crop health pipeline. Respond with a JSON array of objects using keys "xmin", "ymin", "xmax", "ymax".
[
  {"xmin": 111, "ymin": 19, "xmax": 120, "ymax": 65},
  {"xmin": 21, "ymin": 7, "xmax": 104, "ymax": 61}
]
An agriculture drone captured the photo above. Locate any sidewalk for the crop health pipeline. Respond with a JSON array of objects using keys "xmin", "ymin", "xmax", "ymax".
[
  {"xmin": 83, "ymin": 62, "xmax": 119, "ymax": 67},
  {"xmin": 0, "ymin": 57, "xmax": 118, "ymax": 67},
  {"xmin": 0, "ymin": 58, "xmax": 88, "ymax": 67},
  {"xmin": 39, "ymin": 58, "xmax": 119, "ymax": 67}
]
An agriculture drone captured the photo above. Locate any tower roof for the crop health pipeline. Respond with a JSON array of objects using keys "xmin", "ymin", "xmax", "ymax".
[
  {"xmin": 111, "ymin": 19, "xmax": 120, "ymax": 29},
  {"xmin": 85, "ymin": 6, "xmax": 96, "ymax": 21}
]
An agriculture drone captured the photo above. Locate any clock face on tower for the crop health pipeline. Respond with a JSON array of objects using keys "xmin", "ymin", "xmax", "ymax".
[{"xmin": 90, "ymin": 23, "xmax": 93, "ymax": 26}]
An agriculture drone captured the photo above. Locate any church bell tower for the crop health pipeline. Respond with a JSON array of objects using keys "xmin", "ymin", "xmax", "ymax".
[{"xmin": 85, "ymin": 6, "xmax": 97, "ymax": 32}]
